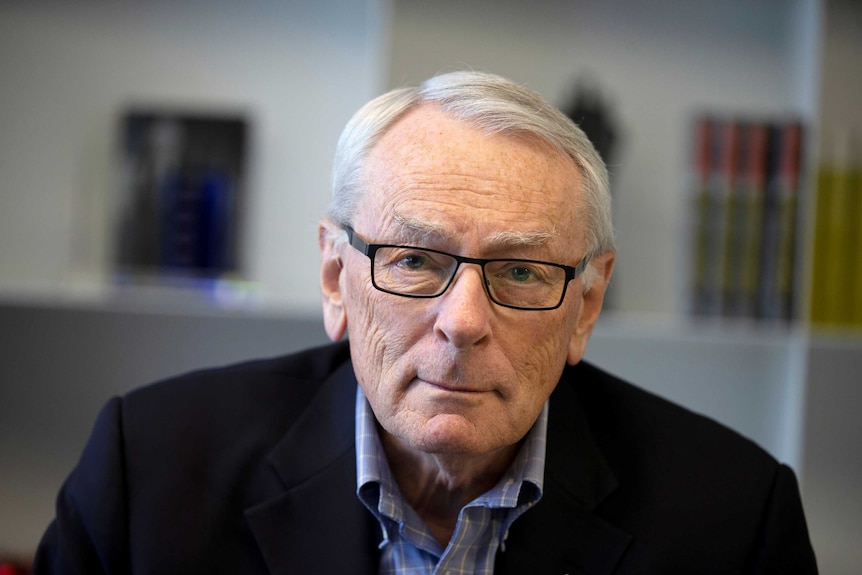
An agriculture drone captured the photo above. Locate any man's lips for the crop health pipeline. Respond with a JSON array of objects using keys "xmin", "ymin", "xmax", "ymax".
[{"xmin": 416, "ymin": 377, "xmax": 488, "ymax": 394}]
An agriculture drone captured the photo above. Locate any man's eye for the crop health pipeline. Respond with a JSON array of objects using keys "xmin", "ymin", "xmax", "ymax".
[
  {"xmin": 399, "ymin": 254, "xmax": 427, "ymax": 270},
  {"xmin": 508, "ymin": 266, "xmax": 534, "ymax": 282}
]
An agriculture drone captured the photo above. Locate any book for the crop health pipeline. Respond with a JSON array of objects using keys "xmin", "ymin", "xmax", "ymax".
[
  {"xmin": 688, "ymin": 114, "xmax": 805, "ymax": 322},
  {"xmin": 759, "ymin": 123, "xmax": 802, "ymax": 321},
  {"xmin": 850, "ymin": 169, "xmax": 862, "ymax": 327},
  {"xmin": 690, "ymin": 116, "xmax": 714, "ymax": 316},
  {"xmin": 809, "ymin": 132, "xmax": 861, "ymax": 327},
  {"xmin": 732, "ymin": 122, "xmax": 769, "ymax": 318},
  {"xmin": 115, "ymin": 111, "xmax": 248, "ymax": 281}
]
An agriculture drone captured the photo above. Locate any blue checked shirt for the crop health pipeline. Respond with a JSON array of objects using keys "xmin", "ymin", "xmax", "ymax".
[{"xmin": 355, "ymin": 386, "xmax": 547, "ymax": 575}]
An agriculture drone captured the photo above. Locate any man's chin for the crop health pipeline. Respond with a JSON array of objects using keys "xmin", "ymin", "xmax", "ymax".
[{"xmin": 408, "ymin": 417, "xmax": 512, "ymax": 458}]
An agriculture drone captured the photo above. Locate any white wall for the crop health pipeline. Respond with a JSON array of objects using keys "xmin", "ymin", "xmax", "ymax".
[
  {"xmin": 0, "ymin": 0, "xmax": 387, "ymax": 311},
  {"xmin": 388, "ymin": 0, "xmax": 820, "ymax": 317}
]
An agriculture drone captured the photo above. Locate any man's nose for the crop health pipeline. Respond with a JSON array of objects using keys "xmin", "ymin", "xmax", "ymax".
[{"xmin": 432, "ymin": 264, "xmax": 493, "ymax": 349}]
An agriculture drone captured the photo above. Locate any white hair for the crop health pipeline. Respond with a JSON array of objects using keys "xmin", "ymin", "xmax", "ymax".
[{"xmin": 328, "ymin": 70, "xmax": 614, "ymax": 289}]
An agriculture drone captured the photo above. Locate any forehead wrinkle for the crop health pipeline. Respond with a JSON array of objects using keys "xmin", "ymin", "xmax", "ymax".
[{"xmin": 391, "ymin": 211, "xmax": 560, "ymax": 254}]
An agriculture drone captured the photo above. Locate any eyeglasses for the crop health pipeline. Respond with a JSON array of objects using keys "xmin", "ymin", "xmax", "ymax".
[{"xmin": 343, "ymin": 225, "xmax": 590, "ymax": 311}]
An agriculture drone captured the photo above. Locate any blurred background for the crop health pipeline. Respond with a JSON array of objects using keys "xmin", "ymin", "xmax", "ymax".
[{"xmin": 1, "ymin": 0, "xmax": 860, "ymax": 572}]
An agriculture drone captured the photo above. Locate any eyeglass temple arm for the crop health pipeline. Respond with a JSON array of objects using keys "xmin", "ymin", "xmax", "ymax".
[{"xmin": 343, "ymin": 225, "xmax": 371, "ymax": 255}]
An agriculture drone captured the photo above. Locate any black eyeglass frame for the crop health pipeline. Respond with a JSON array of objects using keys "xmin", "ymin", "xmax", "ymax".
[{"xmin": 343, "ymin": 225, "xmax": 590, "ymax": 311}]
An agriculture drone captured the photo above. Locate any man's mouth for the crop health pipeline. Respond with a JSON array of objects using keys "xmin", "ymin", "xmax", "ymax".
[{"xmin": 416, "ymin": 377, "xmax": 487, "ymax": 394}]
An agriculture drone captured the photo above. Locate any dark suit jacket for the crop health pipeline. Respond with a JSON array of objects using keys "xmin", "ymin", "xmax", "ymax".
[{"xmin": 34, "ymin": 341, "xmax": 817, "ymax": 574}]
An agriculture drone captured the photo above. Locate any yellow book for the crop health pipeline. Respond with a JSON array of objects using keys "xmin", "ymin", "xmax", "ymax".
[
  {"xmin": 809, "ymin": 167, "xmax": 832, "ymax": 324},
  {"xmin": 849, "ymin": 170, "xmax": 862, "ymax": 327},
  {"xmin": 812, "ymin": 165, "xmax": 854, "ymax": 325}
]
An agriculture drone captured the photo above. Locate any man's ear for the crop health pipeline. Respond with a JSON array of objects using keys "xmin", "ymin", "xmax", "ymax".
[
  {"xmin": 567, "ymin": 250, "xmax": 615, "ymax": 365},
  {"xmin": 319, "ymin": 220, "xmax": 347, "ymax": 341}
]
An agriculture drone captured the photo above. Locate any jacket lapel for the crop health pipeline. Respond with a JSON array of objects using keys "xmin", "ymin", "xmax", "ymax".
[
  {"xmin": 244, "ymin": 356, "xmax": 631, "ymax": 575},
  {"xmin": 495, "ymin": 371, "xmax": 632, "ymax": 575},
  {"xmin": 245, "ymin": 360, "xmax": 379, "ymax": 575}
]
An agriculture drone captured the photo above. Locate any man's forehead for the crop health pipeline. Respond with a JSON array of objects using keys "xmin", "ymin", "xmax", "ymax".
[
  {"xmin": 372, "ymin": 104, "xmax": 565, "ymax": 165},
  {"xmin": 367, "ymin": 110, "xmax": 578, "ymax": 186},
  {"xmin": 356, "ymin": 105, "xmax": 583, "ymax": 251}
]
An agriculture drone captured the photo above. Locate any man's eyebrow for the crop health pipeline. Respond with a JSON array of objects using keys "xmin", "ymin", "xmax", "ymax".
[
  {"xmin": 392, "ymin": 214, "xmax": 449, "ymax": 243},
  {"xmin": 392, "ymin": 213, "xmax": 557, "ymax": 248},
  {"xmin": 486, "ymin": 228, "xmax": 558, "ymax": 247}
]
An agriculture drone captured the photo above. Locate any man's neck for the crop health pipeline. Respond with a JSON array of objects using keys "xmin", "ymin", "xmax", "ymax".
[{"xmin": 379, "ymin": 427, "xmax": 521, "ymax": 547}]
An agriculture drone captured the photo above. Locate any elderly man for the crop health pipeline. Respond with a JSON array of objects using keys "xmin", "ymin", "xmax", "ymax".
[{"xmin": 35, "ymin": 71, "xmax": 817, "ymax": 574}]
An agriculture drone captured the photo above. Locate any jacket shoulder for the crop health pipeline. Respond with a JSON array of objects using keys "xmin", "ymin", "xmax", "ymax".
[
  {"xmin": 563, "ymin": 362, "xmax": 789, "ymax": 557},
  {"xmin": 567, "ymin": 360, "xmax": 777, "ymax": 469},
  {"xmin": 120, "ymin": 341, "xmax": 352, "ymax": 454}
]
